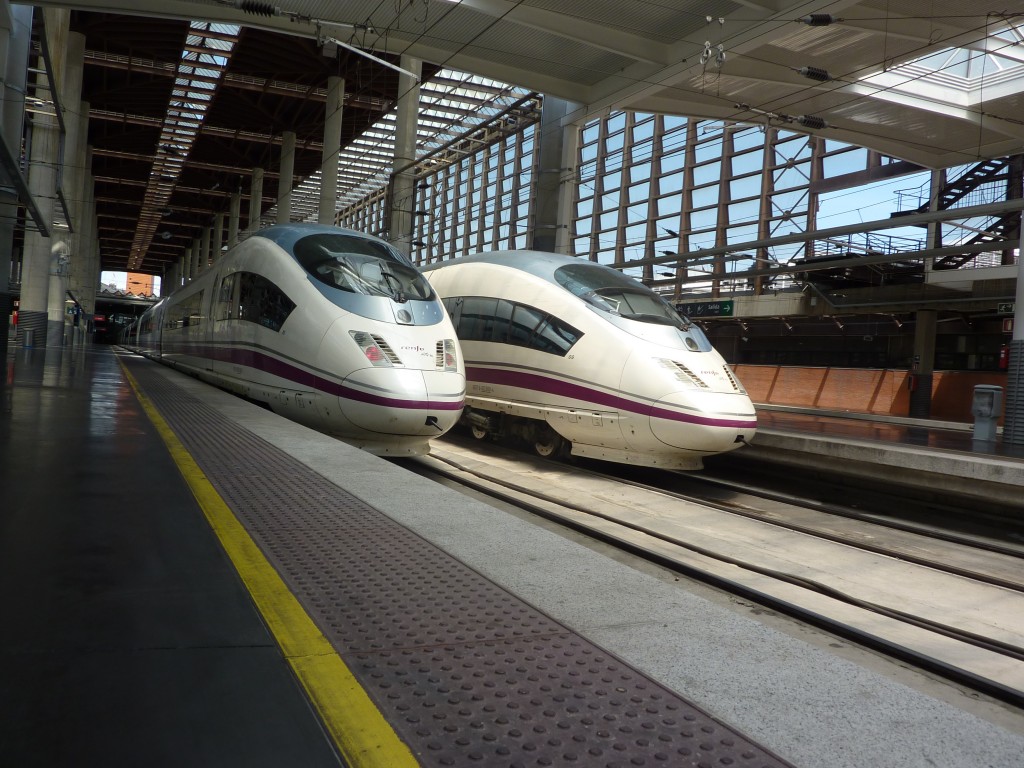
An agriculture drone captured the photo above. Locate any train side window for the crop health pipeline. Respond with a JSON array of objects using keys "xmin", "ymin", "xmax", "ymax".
[
  {"xmin": 532, "ymin": 315, "xmax": 582, "ymax": 356},
  {"xmin": 217, "ymin": 273, "xmax": 240, "ymax": 320},
  {"xmin": 459, "ymin": 297, "xmax": 499, "ymax": 341},
  {"xmin": 238, "ymin": 272, "xmax": 296, "ymax": 332},
  {"xmin": 167, "ymin": 290, "xmax": 203, "ymax": 330},
  {"xmin": 491, "ymin": 300, "xmax": 513, "ymax": 343},
  {"xmin": 508, "ymin": 304, "xmax": 544, "ymax": 347}
]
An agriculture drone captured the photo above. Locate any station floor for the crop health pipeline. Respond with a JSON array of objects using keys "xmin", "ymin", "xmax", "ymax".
[{"xmin": 2, "ymin": 342, "xmax": 1023, "ymax": 768}]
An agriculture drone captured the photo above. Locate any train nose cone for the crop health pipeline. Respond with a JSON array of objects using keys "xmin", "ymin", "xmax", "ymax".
[
  {"xmin": 341, "ymin": 368, "xmax": 464, "ymax": 436},
  {"xmin": 650, "ymin": 392, "xmax": 757, "ymax": 453}
]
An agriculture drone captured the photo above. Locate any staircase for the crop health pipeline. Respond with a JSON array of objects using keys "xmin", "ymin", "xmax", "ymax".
[
  {"xmin": 892, "ymin": 158, "xmax": 1011, "ymax": 216},
  {"xmin": 932, "ymin": 211, "xmax": 1020, "ymax": 270},
  {"xmin": 891, "ymin": 157, "xmax": 1018, "ymax": 269}
]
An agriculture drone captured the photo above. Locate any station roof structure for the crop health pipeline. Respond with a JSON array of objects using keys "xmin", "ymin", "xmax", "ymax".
[{"xmin": 19, "ymin": 0, "xmax": 1024, "ymax": 276}]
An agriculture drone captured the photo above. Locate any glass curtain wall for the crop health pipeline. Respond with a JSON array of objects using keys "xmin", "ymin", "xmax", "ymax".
[{"xmin": 337, "ymin": 123, "xmax": 539, "ymax": 264}]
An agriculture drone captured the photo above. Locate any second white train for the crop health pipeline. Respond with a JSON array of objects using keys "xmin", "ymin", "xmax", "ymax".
[{"xmin": 422, "ymin": 250, "xmax": 757, "ymax": 470}]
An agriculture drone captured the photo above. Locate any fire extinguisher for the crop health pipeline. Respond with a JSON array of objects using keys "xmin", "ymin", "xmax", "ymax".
[
  {"xmin": 907, "ymin": 373, "xmax": 917, "ymax": 392},
  {"xmin": 999, "ymin": 345, "xmax": 1010, "ymax": 370}
]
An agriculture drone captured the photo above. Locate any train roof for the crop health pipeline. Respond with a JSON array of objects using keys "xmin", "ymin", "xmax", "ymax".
[
  {"xmin": 423, "ymin": 250, "xmax": 622, "ymax": 285},
  {"xmin": 255, "ymin": 223, "xmax": 389, "ymax": 253}
]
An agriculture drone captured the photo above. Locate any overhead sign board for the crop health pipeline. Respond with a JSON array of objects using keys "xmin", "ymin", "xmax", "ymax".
[{"xmin": 677, "ymin": 300, "xmax": 734, "ymax": 318}]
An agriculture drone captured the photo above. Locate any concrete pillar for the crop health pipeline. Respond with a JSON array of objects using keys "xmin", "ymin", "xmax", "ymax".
[
  {"xmin": 191, "ymin": 240, "xmax": 202, "ymax": 282},
  {"xmin": 319, "ymin": 76, "xmax": 345, "ymax": 225},
  {"xmin": 387, "ymin": 56, "xmax": 421, "ymax": 257},
  {"xmin": 77, "ymin": 145, "xmax": 98, "ymax": 329},
  {"xmin": 212, "ymin": 212, "xmax": 224, "ymax": 265},
  {"xmin": 67, "ymin": 97, "xmax": 91, "ymax": 337},
  {"xmin": 0, "ymin": 4, "xmax": 32, "ymax": 357},
  {"xmin": 163, "ymin": 263, "xmax": 175, "ymax": 296},
  {"xmin": 530, "ymin": 97, "xmax": 576, "ymax": 254},
  {"xmin": 199, "ymin": 225, "xmax": 211, "ymax": 274},
  {"xmin": 909, "ymin": 309, "xmax": 937, "ymax": 419},
  {"xmin": 277, "ymin": 130, "xmax": 295, "ymax": 223},
  {"xmin": 228, "ymin": 190, "xmax": 240, "ymax": 247},
  {"xmin": 57, "ymin": 32, "xmax": 85, "ymax": 345},
  {"xmin": 182, "ymin": 244, "xmax": 191, "ymax": 283},
  {"xmin": 21, "ymin": 8, "xmax": 70, "ymax": 348},
  {"xmin": 248, "ymin": 167, "xmax": 264, "ymax": 234},
  {"xmin": 554, "ymin": 114, "xmax": 579, "ymax": 254}
]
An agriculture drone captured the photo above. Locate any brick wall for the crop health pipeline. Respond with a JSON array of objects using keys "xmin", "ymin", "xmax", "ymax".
[{"xmin": 734, "ymin": 365, "xmax": 1008, "ymax": 423}]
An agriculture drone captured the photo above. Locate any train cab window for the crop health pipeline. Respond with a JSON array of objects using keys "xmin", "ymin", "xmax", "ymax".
[
  {"xmin": 555, "ymin": 261, "xmax": 711, "ymax": 350},
  {"xmin": 555, "ymin": 261, "xmax": 687, "ymax": 328},
  {"xmin": 237, "ymin": 272, "xmax": 296, "ymax": 332},
  {"xmin": 295, "ymin": 233, "xmax": 434, "ymax": 302}
]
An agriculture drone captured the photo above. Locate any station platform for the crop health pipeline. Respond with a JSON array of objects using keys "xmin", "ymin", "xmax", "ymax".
[
  {"xmin": 742, "ymin": 405, "xmax": 1024, "ymax": 507},
  {"xmin": 2, "ymin": 343, "xmax": 1023, "ymax": 768}
]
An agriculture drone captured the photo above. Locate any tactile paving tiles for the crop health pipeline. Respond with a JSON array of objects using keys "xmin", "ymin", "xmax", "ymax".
[{"xmin": 129, "ymin": 360, "xmax": 795, "ymax": 768}]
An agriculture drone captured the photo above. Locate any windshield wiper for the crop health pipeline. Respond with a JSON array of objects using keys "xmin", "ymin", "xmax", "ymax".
[{"xmin": 380, "ymin": 269, "xmax": 407, "ymax": 303}]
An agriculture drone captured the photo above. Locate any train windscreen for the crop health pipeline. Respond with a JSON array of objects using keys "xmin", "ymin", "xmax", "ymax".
[
  {"xmin": 295, "ymin": 233, "xmax": 434, "ymax": 303},
  {"xmin": 554, "ymin": 261, "xmax": 711, "ymax": 351}
]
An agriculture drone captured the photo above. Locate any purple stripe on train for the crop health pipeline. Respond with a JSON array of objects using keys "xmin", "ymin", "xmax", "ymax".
[
  {"xmin": 164, "ymin": 342, "xmax": 464, "ymax": 411},
  {"xmin": 467, "ymin": 366, "xmax": 757, "ymax": 429}
]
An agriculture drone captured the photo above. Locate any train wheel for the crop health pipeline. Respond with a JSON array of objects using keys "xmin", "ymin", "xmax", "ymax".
[
  {"xmin": 470, "ymin": 425, "xmax": 489, "ymax": 440},
  {"xmin": 532, "ymin": 426, "xmax": 565, "ymax": 459}
]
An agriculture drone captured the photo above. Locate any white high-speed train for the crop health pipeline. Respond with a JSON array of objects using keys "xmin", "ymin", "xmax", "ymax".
[
  {"xmin": 123, "ymin": 223, "xmax": 465, "ymax": 456},
  {"xmin": 422, "ymin": 250, "xmax": 756, "ymax": 470}
]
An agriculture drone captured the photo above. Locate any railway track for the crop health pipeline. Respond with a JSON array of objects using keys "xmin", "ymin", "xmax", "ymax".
[{"xmin": 408, "ymin": 437, "xmax": 1024, "ymax": 709}]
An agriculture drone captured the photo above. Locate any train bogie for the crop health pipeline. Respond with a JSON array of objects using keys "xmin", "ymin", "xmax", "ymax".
[{"xmin": 423, "ymin": 250, "xmax": 756, "ymax": 470}]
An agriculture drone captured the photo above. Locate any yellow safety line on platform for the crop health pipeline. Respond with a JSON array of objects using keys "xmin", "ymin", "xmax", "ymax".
[{"xmin": 120, "ymin": 361, "xmax": 419, "ymax": 768}]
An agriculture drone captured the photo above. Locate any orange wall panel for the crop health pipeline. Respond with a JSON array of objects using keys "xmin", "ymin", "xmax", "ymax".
[{"xmin": 734, "ymin": 365, "xmax": 1007, "ymax": 423}]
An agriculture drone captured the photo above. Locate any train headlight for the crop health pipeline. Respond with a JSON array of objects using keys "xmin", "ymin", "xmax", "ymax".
[
  {"xmin": 350, "ymin": 330, "xmax": 402, "ymax": 367},
  {"xmin": 658, "ymin": 358, "xmax": 709, "ymax": 388},
  {"xmin": 436, "ymin": 339, "xmax": 458, "ymax": 371}
]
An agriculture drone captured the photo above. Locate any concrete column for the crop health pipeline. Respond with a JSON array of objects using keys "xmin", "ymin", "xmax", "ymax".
[
  {"xmin": 67, "ymin": 94, "xmax": 91, "ymax": 331},
  {"xmin": 530, "ymin": 97, "xmax": 575, "ymax": 254},
  {"xmin": 78, "ymin": 146, "xmax": 98, "ymax": 326},
  {"xmin": 187, "ymin": 241, "xmax": 197, "ymax": 281},
  {"xmin": 53, "ymin": 25, "xmax": 84, "ymax": 346},
  {"xmin": 194, "ymin": 238, "xmax": 204, "ymax": 279},
  {"xmin": 212, "ymin": 212, "xmax": 224, "ymax": 265},
  {"xmin": 388, "ymin": 56, "xmax": 421, "ymax": 257},
  {"xmin": 21, "ymin": 8, "xmax": 70, "ymax": 348},
  {"xmin": 554, "ymin": 115, "xmax": 579, "ymax": 254},
  {"xmin": 248, "ymin": 167, "xmax": 264, "ymax": 234},
  {"xmin": 199, "ymin": 225, "xmax": 211, "ymax": 274},
  {"xmin": 319, "ymin": 76, "xmax": 345, "ymax": 225},
  {"xmin": 0, "ymin": 4, "xmax": 32, "ymax": 357},
  {"xmin": 277, "ymin": 130, "xmax": 295, "ymax": 223},
  {"xmin": 909, "ymin": 309, "xmax": 937, "ymax": 419},
  {"xmin": 163, "ymin": 263, "xmax": 174, "ymax": 296},
  {"xmin": 20, "ymin": 68, "xmax": 61, "ymax": 339},
  {"xmin": 228, "ymin": 191, "xmax": 240, "ymax": 247}
]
